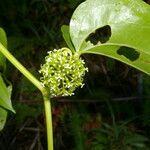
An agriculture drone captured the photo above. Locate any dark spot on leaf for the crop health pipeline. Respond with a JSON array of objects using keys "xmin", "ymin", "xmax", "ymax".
[
  {"xmin": 117, "ymin": 47, "xmax": 140, "ymax": 61},
  {"xmin": 86, "ymin": 25, "xmax": 111, "ymax": 45}
]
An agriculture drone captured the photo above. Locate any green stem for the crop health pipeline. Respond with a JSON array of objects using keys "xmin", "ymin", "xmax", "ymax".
[
  {"xmin": 0, "ymin": 43, "xmax": 53, "ymax": 150},
  {"xmin": 43, "ymin": 91, "xmax": 54, "ymax": 150},
  {"xmin": 0, "ymin": 43, "xmax": 43, "ymax": 91}
]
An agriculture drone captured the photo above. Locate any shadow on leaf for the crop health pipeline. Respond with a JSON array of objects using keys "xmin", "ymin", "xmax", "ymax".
[
  {"xmin": 117, "ymin": 47, "xmax": 140, "ymax": 61},
  {"xmin": 86, "ymin": 25, "xmax": 111, "ymax": 45}
]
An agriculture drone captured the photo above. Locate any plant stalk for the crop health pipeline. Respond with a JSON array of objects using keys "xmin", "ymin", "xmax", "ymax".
[
  {"xmin": 43, "ymin": 91, "xmax": 53, "ymax": 150},
  {"xmin": 0, "ymin": 43, "xmax": 43, "ymax": 91},
  {"xmin": 0, "ymin": 43, "xmax": 53, "ymax": 150}
]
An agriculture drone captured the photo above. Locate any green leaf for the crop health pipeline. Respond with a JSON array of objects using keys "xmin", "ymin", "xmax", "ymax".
[
  {"xmin": 0, "ymin": 107, "xmax": 7, "ymax": 131},
  {"xmin": 0, "ymin": 74, "xmax": 15, "ymax": 113},
  {"xmin": 81, "ymin": 45, "xmax": 150, "ymax": 75},
  {"xmin": 61, "ymin": 25, "xmax": 75, "ymax": 51},
  {"xmin": 0, "ymin": 28, "xmax": 7, "ymax": 47},
  {"xmin": 125, "ymin": 134, "xmax": 148, "ymax": 148},
  {"xmin": 70, "ymin": 0, "xmax": 150, "ymax": 74},
  {"xmin": 0, "ymin": 27, "xmax": 7, "ymax": 72}
]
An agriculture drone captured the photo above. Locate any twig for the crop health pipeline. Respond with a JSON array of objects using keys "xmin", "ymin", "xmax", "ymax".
[{"xmin": 29, "ymin": 133, "xmax": 39, "ymax": 150}]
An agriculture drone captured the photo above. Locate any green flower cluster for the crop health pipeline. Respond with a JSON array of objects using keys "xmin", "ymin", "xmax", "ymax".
[{"xmin": 39, "ymin": 48, "xmax": 88, "ymax": 97}]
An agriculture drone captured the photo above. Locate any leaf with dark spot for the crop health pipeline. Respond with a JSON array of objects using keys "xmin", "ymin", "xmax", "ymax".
[
  {"xmin": 117, "ymin": 47, "xmax": 140, "ymax": 61},
  {"xmin": 86, "ymin": 25, "xmax": 111, "ymax": 45},
  {"xmin": 70, "ymin": 0, "xmax": 150, "ymax": 74}
]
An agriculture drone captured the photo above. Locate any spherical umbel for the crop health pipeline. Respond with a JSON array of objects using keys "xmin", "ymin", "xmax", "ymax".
[{"xmin": 39, "ymin": 48, "xmax": 88, "ymax": 97}]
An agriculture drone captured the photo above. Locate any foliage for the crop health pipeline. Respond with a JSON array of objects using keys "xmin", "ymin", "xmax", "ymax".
[
  {"xmin": 53, "ymin": 104, "xmax": 100, "ymax": 150},
  {"xmin": 0, "ymin": 75, "xmax": 14, "ymax": 112},
  {"xmin": 65, "ymin": 0, "xmax": 150, "ymax": 74},
  {"xmin": 0, "ymin": 28, "xmax": 7, "ymax": 70},
  {"xmin": 90, "ymin": 122, "xmax": 149, "ymax": 150},
  {"xmin": 0, "ymin": 0, "xmax": 150, "ymax": 149},
  {"xmin": 52, "ymin": 103, "xmax": 150, "ymax": 150},
  {"xmin": 0, "ymin": 0, "xmax": 84, "ymax": 49},
  {"xmin": 0, "ymin": 107, "xmax": 7, "ymax": 131},
  {"xmin": 0, "ymin": 28, "xmax": 15, "ymax": 131},
  {"xmin": 68, "ymin": 108, "xmax": 86, "ymax": 150}
]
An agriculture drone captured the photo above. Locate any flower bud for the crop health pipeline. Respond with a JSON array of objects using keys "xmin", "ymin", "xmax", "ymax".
[{"xmin": 39, "ymin": 48, "xmax": 88, "ymax": 97}]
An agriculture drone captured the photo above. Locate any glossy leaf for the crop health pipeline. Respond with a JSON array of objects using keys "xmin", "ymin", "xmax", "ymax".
[
  {"xmin": 0, "ymin": 107, "xmax": 7, "ymax": 131},
  {"xmin": 61, "ymin": 25, "xmax": 75, "ymax": 51},
  {"xmin": 81, "ymin": 45, "xmax": 150, "ymax": 74},
  {"xmin": 70, "ymin": 0, "xmax": 150, "ymax": 74},
  {"xmin": 0, "ymin": 28, "xmax": 7, "ymax": 72},
  {"xmin": 0, "ymin": 74, "xmax": 15, "ymax": 113}
]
